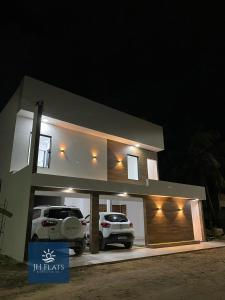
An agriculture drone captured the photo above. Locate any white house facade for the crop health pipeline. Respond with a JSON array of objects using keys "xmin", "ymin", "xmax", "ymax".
[{"xmin": 0, "ymin": 76, "xmax": 206, "ymax": 262}]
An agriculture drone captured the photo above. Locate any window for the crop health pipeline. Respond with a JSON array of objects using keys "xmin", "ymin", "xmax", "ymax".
[
  {"xmin": 28, "ymin": 134, "xmax": 52, "ymax": 168},
  {"xmin": 147, "ymin": 159, "xmax": 158, "ymax": 180},
  {"xmin": 104, "ymin": 214, "xmax": 128, "ymax": 222},
  {"xmin": 127, "ymin": 155, "xmax": 139, "ymax": 180},
  {"xmin": 48, "ymin": 208, "xmax": 83, "ymax": 219},
  {"xmin": 32, "ymin": 209, "xmax": 41, "ymax": 219}
]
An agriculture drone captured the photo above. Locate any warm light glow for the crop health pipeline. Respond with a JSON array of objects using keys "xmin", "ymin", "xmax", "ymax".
[
  {"xmin": 135, "ymin": 144, "xmax": 140, "ymax": 148},
  {"xmin": 64, "ymin": 187, "xmax": 75, "ymax": 193},
  {"xmin": 118, "ymin": 192, "xmax": 128, "ymax": 197},
  {"xmin": 60, "ymin": 147, "xmax": 65, "ymax": 154},
  {"xmin": 92, "ymin": 154, "xmax": 97, "ymax": 159}
]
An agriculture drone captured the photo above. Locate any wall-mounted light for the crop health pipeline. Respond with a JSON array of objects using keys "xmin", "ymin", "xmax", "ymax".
[
  {"xmin": 117, "ymin": 159, "xmax": 122, "ymax": 163},
  {"xmin": 60, "ymin": 148, "xmax": 65, "ymax": 154},
  {"xmin": 92, "ymin": 154, "xmax": 97, "ymax": 159}
]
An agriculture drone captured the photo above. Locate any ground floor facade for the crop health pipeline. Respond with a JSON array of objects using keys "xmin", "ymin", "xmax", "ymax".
[{"xmin": 0, "ymin": 169, "xmax": 206, "ymax": 262}]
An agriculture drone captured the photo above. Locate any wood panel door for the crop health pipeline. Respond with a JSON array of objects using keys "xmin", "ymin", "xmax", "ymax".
[{"xmin": 112, "ymin": 205, "xmax": 127, "ymax": 215}]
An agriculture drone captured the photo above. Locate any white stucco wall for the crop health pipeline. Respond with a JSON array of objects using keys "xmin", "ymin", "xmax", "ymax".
[
  {"xmin": 10, "ymin": 116, "xmax": 107, "ymax": 180},
  {"xmin": 64, "ymin": 196, "xmax": 90, "ymax": 219},
  {"xmin": 0, "ymin": 167, "xmax": 32, "ymax": 262},
  {"xmin": 20, "ymin": 76, "xmax": 164, "ymax": 152}
]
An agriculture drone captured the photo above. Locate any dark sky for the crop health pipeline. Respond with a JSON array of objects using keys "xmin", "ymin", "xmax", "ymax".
[{"xmin": 1, "ymin": 3, "xmax": 225, "ymax": 180}]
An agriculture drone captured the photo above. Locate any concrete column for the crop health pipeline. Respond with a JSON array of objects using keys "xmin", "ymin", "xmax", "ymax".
[
  {"xmin": 106, "ymin": 199, "xmax": 111, "ymax": 212},
  {"xmin": 29, "ymin": 101, "xmax": 43, "ymax": 173},
  {"xmin": 24, "ymin": 186, "xmax": 35, "ymax": 261},
  {"xmin": 90, "ymin": 192, "xmax": 99, "ymax": 254},
  {"xmin": 143, "ymin": 198, "xmax": 148, "ymax": 246}
]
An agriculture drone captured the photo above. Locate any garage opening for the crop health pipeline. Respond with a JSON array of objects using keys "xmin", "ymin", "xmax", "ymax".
[{"xmin": 29, "ymin": 191, "xmax": 145, "ymax": 257}]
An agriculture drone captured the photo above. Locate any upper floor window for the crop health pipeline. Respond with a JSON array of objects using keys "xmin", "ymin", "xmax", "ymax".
[
  {"xmin": 28, "ymin": 134, "xmax": 52, "ymax": 168},
  {"xmin": 127, "ymin": 155, "xmax": 139, "ymax": 180},
  {"xmin": 147, "ymin": 158, "xmax": 158, "ymax": 180}
]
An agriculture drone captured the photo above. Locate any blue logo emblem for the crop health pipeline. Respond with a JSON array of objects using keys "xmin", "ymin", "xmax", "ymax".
[{"xmin": 28, "ymin": 242, "xmax": 69, "ymax": 283}]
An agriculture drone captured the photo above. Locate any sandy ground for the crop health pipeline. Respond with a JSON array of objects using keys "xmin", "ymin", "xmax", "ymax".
[{"xmin": 1, "ymin": 248, "xmax": 225, "ymax": 300}]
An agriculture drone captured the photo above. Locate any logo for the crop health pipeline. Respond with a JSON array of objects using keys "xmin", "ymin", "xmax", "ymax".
[
  {"xmin": 28, "ymin": 242, "xmax": 69, "ymax": 284},
  {"xmin": 42, "ymin": 249, "xmax": 56, "ymax": 263}
]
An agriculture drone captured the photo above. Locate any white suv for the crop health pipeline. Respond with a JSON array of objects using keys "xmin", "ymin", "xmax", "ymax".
[
  {"xmin": 31, "ymin": 206, "xmax": 87, "ymax": 256},
  {"xmin": 85, "ymin": 212, "xmax": 135, "ymax": 250}
]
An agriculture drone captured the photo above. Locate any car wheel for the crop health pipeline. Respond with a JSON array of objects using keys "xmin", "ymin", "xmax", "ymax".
[
  {"xmin": 73, "ymin": 247, "xmax": 84, "ymax": 256},
  {"xmin": 32, "ymin": 235, "xmax": 39, "ymax": 242},
  {"xmin": 124, "ymin": 242, "xmax": 133, "ymax": 249}
]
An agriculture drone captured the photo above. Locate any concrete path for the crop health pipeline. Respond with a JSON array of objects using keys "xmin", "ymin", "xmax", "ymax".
[{"xmin": 69, "ymin": 241, "xmax": 225, "ymax": 268}]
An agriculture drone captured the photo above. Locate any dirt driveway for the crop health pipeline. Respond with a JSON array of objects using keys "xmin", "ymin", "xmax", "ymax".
[{"xmin": 1, "ymin": 247, "xmax": 225, "ymax": 300}]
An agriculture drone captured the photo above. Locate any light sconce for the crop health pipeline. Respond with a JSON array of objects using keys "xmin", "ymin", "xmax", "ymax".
[
  {"xmin": 117, "ymin": 159, "xmax": 122, "ymax": 163},
  {"xmin": 156, "ymin": 207, "xmax": 162, "ymax": 211},
  {"xmin": 60, "ymin": 148, "xmax": 65, "ymax": 154},
  {"xmin": 92, "ymin": 154, "xmax": 97, "ymax": 159}
]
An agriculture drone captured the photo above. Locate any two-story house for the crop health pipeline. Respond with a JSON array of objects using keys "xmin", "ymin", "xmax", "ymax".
[{"xmin": 0, "ymin": 76, "xmax": 206, "ymax": 262}]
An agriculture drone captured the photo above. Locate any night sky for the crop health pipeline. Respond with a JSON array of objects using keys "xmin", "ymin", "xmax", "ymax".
[{"xmin": 1, "ymin": 3, "xmax": 225, "ymax": 182}]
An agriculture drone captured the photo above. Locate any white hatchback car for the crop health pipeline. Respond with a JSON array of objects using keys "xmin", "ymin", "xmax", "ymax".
[
  {"xmin": 85, "ymin": 212, "xmax": 135, "ymax": 250},
  {"xmin": 31, "ymin": 205, "xmax": 87, "ymax": 256}
]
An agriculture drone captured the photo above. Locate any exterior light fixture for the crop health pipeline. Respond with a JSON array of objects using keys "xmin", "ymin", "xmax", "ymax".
[
  {"xmin": 60, "ymin": 148, "xmax": 65, "ymax": 153},
  {"xmin": 117, "ymin": 159, "xmax": 122, "ymax": 163},
  {"xmin": 92, "ymin": 154, "xmax": 97, "ymax": 159},
  {"xmin": 118, "ymin": 192, "xmax": 128, "ymax": 197},
  {"xmin": 64, "ymin": 187, "xmax": 74, "ymax": 193}
]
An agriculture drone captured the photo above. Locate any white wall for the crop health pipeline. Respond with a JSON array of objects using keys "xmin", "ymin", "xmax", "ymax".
[
  {"xmin": 0, "ymin": 167, "xmax": 32, "ymax": 262},
  {"xmin": 10, "ymin": 116, "xmax": 107, "ymax": 180},
  {"xmin": 191, "ymin": 200, "xmax": 205, "ymax": 241},
  {"xmin": 20, "ymin": 76, "xmax": 164, "ymax": 152},
  {"xmin": 10, "ymin": 116, "xmax": 33, "ymax": 172},
  {"xmin": 64, "ymin": 196, "xmax": 90, "ymax": 218}
]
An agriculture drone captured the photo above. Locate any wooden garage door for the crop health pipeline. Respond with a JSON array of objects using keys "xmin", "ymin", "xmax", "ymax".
[{"xmin": 145, "ymin": 197, "xmax": 194, "ymax": 244}]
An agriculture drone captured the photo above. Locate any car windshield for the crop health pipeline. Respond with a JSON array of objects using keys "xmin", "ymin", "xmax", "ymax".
[
  {"xmin": 104, "ymin": 214, "xmax": 128, "ymax": 222},
  {"xmin": 48, "ymin": 208, "xmax": 83, "ymax": 219}
]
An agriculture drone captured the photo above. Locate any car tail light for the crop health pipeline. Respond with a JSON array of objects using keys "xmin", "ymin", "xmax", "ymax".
[
  {"xmin": 42, "ymin": 220, "xmax": 58, "ymax": 227},
  {"xmin": 81, "ymin": 219, "xmax": 87, "ymax": 225},
  {"xmin": 101, "ymin": 222, "xmax": 111, "ymax": 228},
  {"xmin": 129, "ymin": 222, "xmax": 133, "ymax": 228}
]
